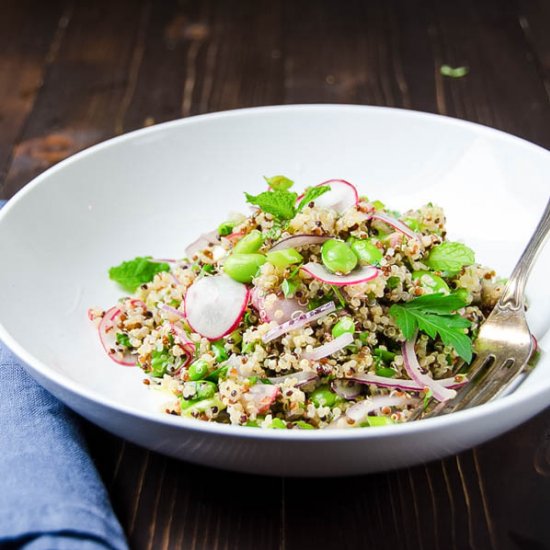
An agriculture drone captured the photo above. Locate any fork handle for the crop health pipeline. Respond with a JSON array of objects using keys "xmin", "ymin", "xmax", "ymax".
[{"xmin": 500, "ymin": 198, "xmax": 550, "ymax": 311}]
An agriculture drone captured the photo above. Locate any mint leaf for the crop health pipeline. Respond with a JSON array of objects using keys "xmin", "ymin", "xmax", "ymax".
[
  {"xmin": 264, "ymin": 175, "xmax": 294, "ymax": 191},
  {"xmin": 281, "ymin": 278, "xmax": 299, "ymax": 298},
  {"xmin": 389, "ymin": 293, "xmax": 473, "ymax": 362},
  {"xmin": 440, "ymin": 65, "xmax": 469, "ymax": 78},
  {"xmin": 297, "ymin": 185, "xmax": 331, "ymax": 213},
  {"xmin": 425, "ymin": 242, "xmax": 475, "ymax": 272},
  {"xmin": 108, "ymin": 256, "xmax": 170, "ymax": 292},
  {"xmin": 245, "ymin": 190, "xmax": 298, "ymax": 221},
  {"xmin": 116, "ymin": 333, "xmax": 132, "ymax": 348}
]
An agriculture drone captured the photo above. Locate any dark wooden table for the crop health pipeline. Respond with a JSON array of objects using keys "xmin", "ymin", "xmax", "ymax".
[{"xmin": 2, "ymin": 1, "xmax": 550, "ymax": 548}]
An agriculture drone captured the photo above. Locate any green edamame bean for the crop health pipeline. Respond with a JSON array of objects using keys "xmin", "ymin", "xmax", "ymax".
[
  {"xmin": 332, "ymin": 316, "xmax": 355, "ymax": 338},
  {"xmin": 266, "ymin": 247, "xmax": 303, "ymax": 268},
  {"xmin": 218, "ymin": 220, "xmax": 236, "ymax": 236},
  {"xmin": 321, "ymin": 239, "xmax": 357, "ymax": 274},
  {"xmin": 310, "ymin": 386, "xmax": 338, "ymax": 407},
  {"xmin": 188, "ymin": 359, "xmax": 209, "ymax": 381},
  {"xmin": 196, "ymin": 380, "xmax": 217, "ymax": 399},
  {"xmin": 269, "ymin": 418, "xmax": 287, "ymax": 429},
  {"xmin": 223, "ymin": 253, "xmax": 266, "ymax": 283},
  {"xmin": 233, "ymin": 230, "xmax": 264, "ymax": 253},
  {"xmin": 294, "ymin": 421, "xmax": 314, "ymax": 430},
  {"xmin": 350, "ymin": 239, "xmax": 383, "ymax": 265},
  {"xmin": 412, "ymin": 270, "xmax": 450, "ymax": 293}
]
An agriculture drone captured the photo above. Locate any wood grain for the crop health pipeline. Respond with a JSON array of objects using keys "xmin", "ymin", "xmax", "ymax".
[{"xmin": 1, "ymin": 0, "xmax": 550, "ymax": 548}]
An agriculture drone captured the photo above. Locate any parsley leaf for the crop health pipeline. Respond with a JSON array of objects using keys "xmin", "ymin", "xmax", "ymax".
[
  {"xmin": 281, "ymin": 278, "xmax": 299, "ymax": 298},
  {"xmin": 440, "ymin": 65, "xmax": 469, "ymax": 78},
  {"xmin": 425, "ymin": 242, "xmax": 475, "ymax": 272},
  {"xmin": 389, "ymin": 293, "xmax": 473, "ymax": 362},
  {"xmin": 245, "ymin": 190, "xmax": 298, "ymax": 221},
  {"xmin": 264, "ymin": 175, "xmax": 294, "ymax": 191},
  {"xmin": 297, "ymin": 185, "xmax": 331, "ymax": 213},
  {"xmin": 108, "ymin": 256, "xmax": 170, "ymax": 293}
]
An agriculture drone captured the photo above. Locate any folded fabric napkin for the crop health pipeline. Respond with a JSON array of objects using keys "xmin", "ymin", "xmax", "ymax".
[{"xmin": 0, "ymin": 200, "xmax": 128, "ymax": 549}]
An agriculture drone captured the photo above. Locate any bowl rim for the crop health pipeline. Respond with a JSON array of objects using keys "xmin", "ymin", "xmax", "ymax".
[{"xmin": 1, "ymin": 103, "xmax": 549, "ymax": 441}]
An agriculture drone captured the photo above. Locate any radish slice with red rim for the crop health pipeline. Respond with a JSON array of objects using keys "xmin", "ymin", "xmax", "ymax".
[
  {"xmin": 185, "ymin": 229, "xmax": 219, "ymax": 259},
  {"xmin": 169, "ymin": 323, "xmax": 196, "ymax": 356},
  {"xmin": 302, "ymin": 332, "xmax": 354, "ymax": 360},
  {"xmin": 270, "ymin": 234, "xmax": 330, "ymax": 252},
  {"xmin": 402, "ymin": 335, "xmax": 457, "ymax": 402},
  {"xmin": 262, "ymin": 301, "xmax": 336, "ymax": 343},
  {"xmin": 300, "ymin": 262, "xmax": 380, "ymax": 287},
  {"xmin": 184, "ymin": 274, "xmax": 249, "ymax": 340},
  {"xmin": 98, "ymin": 306, "xmax": 136, "ymax": 366},
  {"xmin": 299, "ymin": 179, "xmax": 359, "ymax": 214},
  {"xmin": 243, "ymin": 383, "xmax": 280, "ymax": 413}
]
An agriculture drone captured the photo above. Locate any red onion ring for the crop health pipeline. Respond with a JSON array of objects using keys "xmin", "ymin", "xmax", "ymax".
[
  {"xmin": 402, "ymin": 335, "xmax": 456, "ymax": 402},
  {"xmin": 185, "ymin": 229, "xmax": 219, "ymax": 259},
  {"xmin": 270, "ymin": 234, "xmax": 330, "ymax": 252},
  {"xmin": 350, "ymin": 373, "xmax": 468, "ymax": 392},
  {"xmin": 262, "ymin": 301, "xmax": 336, "ymax": 343},
  {"xmin": 243, "ymin": 383, "xmax": 280, "ymax": 413},
  {"xmin": 159, "ymin": 303, "xmax": 186, "ymax": 320},
  {"xmin": 302, "ymin": 332, "xmax": 354, "ymax": 360},
  {"xmin": 267, "ymin": 371, "xmax": 319, "ymax": 387},
  {"xmin": 331, "ymin": 379, "xmax": 362, "ymax": 400},
  {"xmin": 369, "ymin": 211, "xmax": 420, "ymax": 242}
]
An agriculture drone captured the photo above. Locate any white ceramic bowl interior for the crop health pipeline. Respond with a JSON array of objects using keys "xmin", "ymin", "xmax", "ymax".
[{"xmin": 1, "ymin": 105, "xmax": 549, "ymax": 476}]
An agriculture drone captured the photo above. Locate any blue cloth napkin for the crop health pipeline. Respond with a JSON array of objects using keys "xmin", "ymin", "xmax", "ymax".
[{"xmin": 0, "ymin": 200, "xmax": 128, "ymax": 549}]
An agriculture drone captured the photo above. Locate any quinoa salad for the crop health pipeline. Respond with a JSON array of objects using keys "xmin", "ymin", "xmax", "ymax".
[{"xmin": 89, "ymin": 177, "xmax": 506, "ymax": 430}]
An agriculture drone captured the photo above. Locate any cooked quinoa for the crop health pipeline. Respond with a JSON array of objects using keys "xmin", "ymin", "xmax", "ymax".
[{"xmin": 90, "ymin": 178, "xmax": 503, "ymax": 429}]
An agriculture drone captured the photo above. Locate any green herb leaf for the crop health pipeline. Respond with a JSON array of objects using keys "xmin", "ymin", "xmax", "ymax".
[
  {"xmin": 264, "ymin": 175, "xmax": 294, "ymax": 191},
  {"xmin": 440, "ymin": 65, "xmax": 469, "ymax": 78},
  {"xmin": 108, "ymin": 257, "xmax": 170, "ymax": 293},
  {"xmin": 245, "ymin": 190, "xmax": 298, "ymax": 221},
  {"xmin": 218, "ymin": 221, "xmax": 236, "ymax": 236},
  {"xmin": 389, "ymin": 293, "xmax": 473, "ymax": 362},
  {"xmin": 116, "ymin": 333, "xmax": 132, "ymax": 348},
  {"xmin": 297, "ymin": 185, "xmax": 331, "ymax": 213},
  {"xmin": 281, "ymin": 278, "xmax": 299, "ymax": 298},
  {"xmin": 426, "ymin": 242, "xmax": 475, "ymax": 272}
]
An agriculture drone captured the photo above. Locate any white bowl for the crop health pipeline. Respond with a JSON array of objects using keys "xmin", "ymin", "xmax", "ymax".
[{"xmin": 1, "ymin": 105, "xmax": 549, "ymax": 477}]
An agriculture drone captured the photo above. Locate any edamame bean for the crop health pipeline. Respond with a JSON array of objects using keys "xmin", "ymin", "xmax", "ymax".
[
  {"xmin": 223, "ymin": 253, "xmax": 266, "ymax": 283},
  {"xmin": 188, "ymin": 359, "xmax": 209, "ymax": 381},
  {"xmin": 412, "ymin": 270, "xmax": 450, "ymax": 293},
  {"xmin": 266, "ymin": 247, "xmax": 303, "ymax": 268},
  {"xmin": 269, "ymin": 418, "xmax": 286, "ymax": 429},
  {"xmin": 196, "ymin": 380, "xmax": 217, "ymax": 399},
  {"xmin": 332, "ymin": 316, "xmax": 355, "ymax": 338},
  {"xmin": 321, "ymin": 239, "xmax": 357, "ymax": 274},
  {"xmin": 350, "ymin": 239, "xmax": 383, "ymax": 265},
  {"xmin": 453, "ymin": 288, "xmax": 471, "ymax": 303},
  {"xmin": 310, "ymin": 386, "xmax": 339, "ymax": 407},
  {"xmin": 233, "ymin": 230, "xmax": 264, "ymax": 253}
]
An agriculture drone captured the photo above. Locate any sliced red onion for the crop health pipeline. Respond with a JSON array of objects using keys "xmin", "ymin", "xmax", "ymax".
[
  {"xmin": 169, "ymin": 272, "xmax": 182, "ymax": 286},
  {"xmin": 149, "ymin": 258, "xmax": 178, "ymax": 264},
  {"xmin": 331, "ymin": 379, "xmax": 362, "ymax": 400},
  {"xmin": 251, "ymin": 288, "xmax": 306, "ymax": 324},
  {"xmin": 159, "ymin": 303, "xmax": 186, "ymax": 320},
  {"xmin": 300, "ymin": 262, "xmax": 380, "ymax": 287},
  {"xmin": 262, "ymin": 301, "xmax": 336, "ymax": 343},
  {"xmin": 98, "ymin": 307, "xmax": 136, "ymax": 367},
  {"xmin": 169, "ymin": 323, "xmax": 196, "ymax": 355},
  {"xmin": 267, "ymin": 371, "xmax": 319, "ymax": 387},
  {"xmin": 302, "ymin": 332, "xmax": 354, "ymax": 360},
  {"xmin": 402, "ymin": 337, "xmax": 456, "ymax": 402},
  {"xmin": 270, "ymin": 234, "xmax": 330, "ymax": 252},
  {"xmin": 299, "ymin": 179, "xmax": 359, "ymax": 214},
  {"xmin": 350, "ymin": 373, "xmax": 468, "ymax": 391},
  {"xmin": 243, "ymin": 383, "xmax": 280, "ymax": 413},
  {"xmin": 370, "ymin": 212, "xmax": 420, "ymax": 242},
  {"xmin": 185, "ymin": 274, "xmax": 249, "ymax": 340},
  {"xmin": 185, "ymin": 229, "xmax": 219, "ymax": 259}
]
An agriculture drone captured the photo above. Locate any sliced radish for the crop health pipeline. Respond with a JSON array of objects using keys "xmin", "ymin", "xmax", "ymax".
[
  {"xmin": 98, "ymin": 307, "xmax": 136, "ymax": 366},
  {"xmin": 184, "ymin": 274, "xmax": 249, "ymax": 340},
  {"xmin": 299, "ymin": 179, "xmax": 359, "ymax": 214},
  {"xmin": 370, "ymin": 212, "xmax": 420, "ymax": 242},
  {"xmin": 169, "ymin": 323, "xmax": 196, "ymax": 355},
  {"xmin": 268, "ymin": 371, "xmax": 319, "ymax": 387},
  {"xmin": 262, "ymin": 301, "xmax": 336, "ymax": 343},
  {"xmin": 243, "ymin": 383, "xmax": 280, "ymax": 413},
  {"xmin": 185, "ymin": 229, "xmax": 219, "ymax": 259},
  {"xmin": 300, "ymin": 262, "xmax": 380, "ymax": 286},
  {"xmin": 302, "ymin": 332, "xmax": 354, "ymax": 360},
  {"xmin": 270, "ymin": 234, "xmax": 330, "ymax": 252},
  {"xmin": 251, "ymin": 288, "xmax": 306, "ymax": 324},
  {"xmin": 350, "ymin": 373, "xmax": 468, "ymax": 392},
  {"xmin": 402, "ymin": 336, "xmax": 456, "ymax": 402}
]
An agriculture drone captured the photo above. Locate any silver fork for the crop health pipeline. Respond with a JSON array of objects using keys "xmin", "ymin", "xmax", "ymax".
[{"xmin": 409, "ymin": 197, "xmax": 550, "ymax": 421}]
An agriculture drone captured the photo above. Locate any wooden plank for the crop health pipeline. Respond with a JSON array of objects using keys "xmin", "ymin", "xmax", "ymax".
[
  {"xmin": 0, "ymin": 0, "xmax": 68, "ymax": 190},
  {"xmin": 1, "ymin": 0, "xmax": 152, "ymax": 198}
]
